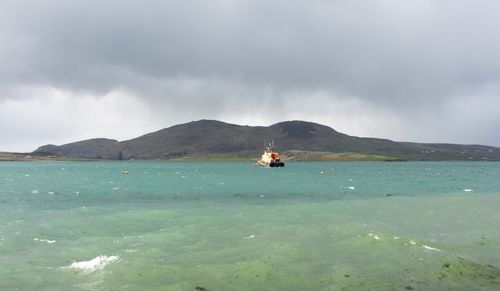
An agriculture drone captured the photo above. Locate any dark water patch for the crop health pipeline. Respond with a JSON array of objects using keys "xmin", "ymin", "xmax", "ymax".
[{"xmin": 438, "ymin": 257, "xmax": 500, "ymax": 283}]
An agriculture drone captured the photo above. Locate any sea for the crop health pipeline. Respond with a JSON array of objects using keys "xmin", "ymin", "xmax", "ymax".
[{"xmin": 0, "ymin": 161, "xmax": 499, "ymax": 290}]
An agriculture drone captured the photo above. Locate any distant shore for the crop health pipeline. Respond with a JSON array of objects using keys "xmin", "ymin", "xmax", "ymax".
[
  {"xmin": 1, "ymin": 151, "xmax": 399, "ymax": 162},
  {"xmin": 0, "ymin": 152, "xmax": 93, "ymax": 162},
  {"xmin": 3, "ymin": 150, "xmax": 497, "ymax": 162}
]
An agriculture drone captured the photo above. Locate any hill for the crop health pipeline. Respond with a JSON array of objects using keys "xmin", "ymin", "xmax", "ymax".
[{"xmin": 33, "ymin": 120, "xmax": 500, "ymax": 161}]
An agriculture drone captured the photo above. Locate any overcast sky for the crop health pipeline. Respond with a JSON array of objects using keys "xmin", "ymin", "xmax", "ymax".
[{"xmin": 1, "ymin": 0, "xmax": 500, "ymax": 152}]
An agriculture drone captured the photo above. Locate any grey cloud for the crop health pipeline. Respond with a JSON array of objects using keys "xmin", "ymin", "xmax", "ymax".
[
  {"xmin": 3, "ymin": 1, "xmax": 499, "ymax": 97},
  {"xmin": 1, "ymin": 0, "xmax": 500, "ymax": 149}
]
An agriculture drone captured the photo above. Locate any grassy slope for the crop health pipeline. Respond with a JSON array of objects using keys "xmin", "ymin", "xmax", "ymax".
[
  {"xmin": 164, "ymin": 151, "xmax": 400, "ymax": 162},
  {"xmin": 281, "ymin": 150, "xmax": 401, "ymax": 161}
]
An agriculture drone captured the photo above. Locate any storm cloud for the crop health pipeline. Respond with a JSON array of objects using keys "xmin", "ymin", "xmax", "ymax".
[{"xmin": 1, "ymin": 0, "xmax": 500, "ymax": 151}]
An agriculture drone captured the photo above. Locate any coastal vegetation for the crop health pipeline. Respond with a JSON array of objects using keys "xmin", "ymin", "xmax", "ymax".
[{"xmin": 280, "ymin": 150, "xmax": 399, "ymax": 161}]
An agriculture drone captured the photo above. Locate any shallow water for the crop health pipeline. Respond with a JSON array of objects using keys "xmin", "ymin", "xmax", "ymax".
[{"xmin": 1, "ymin": 161, "xmax": 499, "ymax": 290}]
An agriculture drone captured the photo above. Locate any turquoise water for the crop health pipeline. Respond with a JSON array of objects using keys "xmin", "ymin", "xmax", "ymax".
[{"xmin": 1, "ymin": 161, "xmax": 499, "ymax": 290}]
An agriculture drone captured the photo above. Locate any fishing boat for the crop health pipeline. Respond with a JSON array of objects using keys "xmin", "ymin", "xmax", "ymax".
[{"xmin": 254, "ymin": 141, "xmax": 285, "ymax": 167}]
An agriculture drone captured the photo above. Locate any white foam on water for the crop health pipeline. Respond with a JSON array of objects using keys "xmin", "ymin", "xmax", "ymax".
[
  {"xmin": 422, "ymin": 244, "xmax": 442, "ymax": 252},
  {"xmin": 462, "ymin": 188, "xmax": 474, "ymax": 192},
  {"xmin": 65, "ymin": 255, "xmax": 119, "ymax": 272},
  {"xmin": 48, "ymin": 191, "xmax": 54, "ymax": 195},
  {"xmin": 393, "ymin": 236, "xmax": 401, "ymax": 240},
  {"xmin": 347, "ymin": 186, "xmax": 355, "ymax": 190},
  {"xmin": 34, "ymin": 238, "xmax": 56, "ymax": 244},
  {"xmin": 32, "ymin": 189, "xmax": 39, "ymax": 194},
  {"xmin": 244, "ymin": 234, "xmax": 255, "ymax": 239},
  {"xmin": 410, "ymin": 240, "xmax": 417, "ymax": 245}
]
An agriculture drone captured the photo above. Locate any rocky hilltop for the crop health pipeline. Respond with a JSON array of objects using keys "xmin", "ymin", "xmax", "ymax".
[{"xmin": 34, "ymin": 120, "xmax": 500, "ymax": 161}]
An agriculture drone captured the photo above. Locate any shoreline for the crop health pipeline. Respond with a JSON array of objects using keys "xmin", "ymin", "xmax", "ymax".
[{"xmin": 2, "ymin": 153, "xmax": 499, "ymax": 162}]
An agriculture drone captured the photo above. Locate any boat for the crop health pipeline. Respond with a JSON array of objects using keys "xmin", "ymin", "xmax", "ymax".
[{"xmin": 254, "ymin": 141, "xmax": 285, "ymax": 167}]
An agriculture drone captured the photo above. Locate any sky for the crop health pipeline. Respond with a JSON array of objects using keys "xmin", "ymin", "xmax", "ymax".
[{"xmin": 1, "ymin": 0, "xmax": 500, "ymax": 152}]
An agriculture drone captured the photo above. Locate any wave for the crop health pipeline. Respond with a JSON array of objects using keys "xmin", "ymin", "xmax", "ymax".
[{"xmin": 64, "ymin": 255, "xmax": 119, "ymax": 272}]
